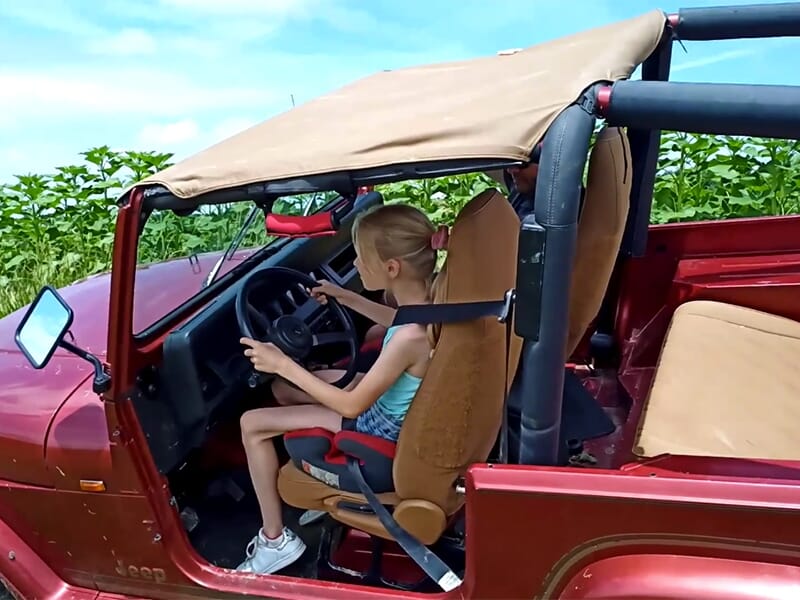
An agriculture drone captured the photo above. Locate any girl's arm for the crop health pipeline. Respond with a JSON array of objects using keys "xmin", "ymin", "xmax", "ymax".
[
  {"xmin": 243, "ymin": 327, "xmax": 420, "ymax": 418},
  {"xmin": 339, "ymin": 291, "xmax": 396, "ymax": 328},
  {"xmin": 312, "ymin": 280, "xmax": 396, "ymax": 327}
]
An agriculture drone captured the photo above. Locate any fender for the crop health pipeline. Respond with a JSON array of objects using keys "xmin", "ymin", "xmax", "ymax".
[
  {"xmin": 0, "ymin": 515, "xmax": 97, "ymax": 599},
  {"xmin": 559, "ymin": 553, "xmax": 800, "ymax": 599}
]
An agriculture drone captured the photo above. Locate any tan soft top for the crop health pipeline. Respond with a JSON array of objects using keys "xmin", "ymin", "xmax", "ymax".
[{"xmin": 138, "ymin": 9, "xmax": 666, "ymax": 200}]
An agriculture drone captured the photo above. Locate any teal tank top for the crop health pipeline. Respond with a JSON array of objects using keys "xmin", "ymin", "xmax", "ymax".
[{"xmin": 374, "ymin": 325, "xmax": 423, "ymax": 419}]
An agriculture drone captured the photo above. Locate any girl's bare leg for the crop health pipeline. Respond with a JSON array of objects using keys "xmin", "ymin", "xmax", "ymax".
[
  {"xmin": 239, "ymin": 404, "xmax": 343, "ymax": 538},
  {"xmin": 236, "ymin": 404, "xmax": 347, "ymax": 574},
  {"xmin": 272, "ymin": 369, "xmax": 363, "ymax": 406}
]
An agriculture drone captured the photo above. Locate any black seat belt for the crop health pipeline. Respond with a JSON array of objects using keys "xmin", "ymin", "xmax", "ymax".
[
  {"xmin": 391, "ymin": 290, "xmax": 515, "ymax": 463},
  {"xmin": 346, "ymin": 290, "xmax": 515, "ymax": 592},
  {"xmin": 347, "ymin": 457, "xmax": 462, "ymax": 592}
]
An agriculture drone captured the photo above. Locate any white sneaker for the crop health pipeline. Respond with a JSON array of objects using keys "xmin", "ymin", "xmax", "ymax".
[{"xmin": 236, "ymin": 527, "xmax": 306, "ymax": 574}]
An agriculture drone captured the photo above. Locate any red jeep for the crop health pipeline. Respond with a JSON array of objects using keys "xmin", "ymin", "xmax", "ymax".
[{"xmin": 2, "ymin": 4, "xmax": 800, "ymax": 599}]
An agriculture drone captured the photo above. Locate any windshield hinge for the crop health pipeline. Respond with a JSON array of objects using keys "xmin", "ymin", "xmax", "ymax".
[{"xmin": 188, "ymin": 254, "xmax": 201, "ymax": 274}]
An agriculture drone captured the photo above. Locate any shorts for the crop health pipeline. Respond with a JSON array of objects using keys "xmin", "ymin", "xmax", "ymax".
[{"xmin": 341, "ymin": 402, "xmax": 404, "ymax": 443}]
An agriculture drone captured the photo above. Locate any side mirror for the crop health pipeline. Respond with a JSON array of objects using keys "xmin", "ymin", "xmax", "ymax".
[
  {"xmin": 14, "ymin": 285, "xmax": 111, "ymax": 393},
  {"xmin": 15, "ymin": 285, "xmax": 73, "ymax": 369}
]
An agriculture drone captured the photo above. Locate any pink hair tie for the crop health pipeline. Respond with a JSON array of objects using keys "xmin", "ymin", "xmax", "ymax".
[{"xmin": 431, "ymin": 225, "xmax": 449, "ymax": 250}]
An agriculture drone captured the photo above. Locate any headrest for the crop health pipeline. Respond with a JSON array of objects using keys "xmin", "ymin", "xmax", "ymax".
[
  {"xmin": 434, "ymin": 188, "xmax": 520, "ymax": 301},
  {"xmin": 427, "ymin": 187, "xmax": 521, "ymax": 344},
  {"xmin": 393, "ymin": 188, "xmax": 523, "ymax": 513}
]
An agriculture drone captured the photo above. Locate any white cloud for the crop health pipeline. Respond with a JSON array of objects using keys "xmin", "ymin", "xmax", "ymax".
[
  {"xmin": 211, "ymin": 117, "xmax": 259, "ymax": 140},
  {"xmin": 0, "ymin": 68, "xmax": 279, "ymax": 122},
  {"xmin": 86, "ymin": 28, "xmax": 158, "ymax": 56},
  {"xmin": 0, "ymin": 147, "xmax": 27, "ymax": 164},
  {"xmin": 171, "ymin": 36, "xmax": 226, "ymax": 58},
  {"xmin": 672, "ymin": 48, "xmax": 758, "ymax": 73},
  {"xmin": 0, "ymin": 0, "xmax": 103, "ymax": 36},
  {"xmin": 209, "ymin": 19, "xmax": 285, "ymax": 42},
  {"xmin": 155, "ymin": 0, "xmax": 378, "ymax": 40},
  {"xmin": 137, "ymin": 119, "xmax": 201, "ymax": 146},
  {"xmin": 158, "ymin": 0, "xmax": 317, "ymax": 17},
  {"xmin": 307, "ymin": 3, "xmax": 378, "ymax": 33},
  {"xmin": 0, "ymin": 141, "xmax": 83, "ymax": 181},
  {"xmin": 135, "ymin": 116, "xmax": 259, "ymax": 156}
]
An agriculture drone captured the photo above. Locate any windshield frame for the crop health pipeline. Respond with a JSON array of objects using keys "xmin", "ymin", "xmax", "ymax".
[{"xmin": 131, "ymin": 190, "xmax": 344, "ymax": 343}]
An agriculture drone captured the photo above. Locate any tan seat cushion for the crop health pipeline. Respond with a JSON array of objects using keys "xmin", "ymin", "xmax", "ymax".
[
  {"xmin": 634, "ymin": 300, "xmax": 800, "ymax": 460},
  {"xmin": 278, "ymin": 462, "xmax": 446, "ymax": 544}
]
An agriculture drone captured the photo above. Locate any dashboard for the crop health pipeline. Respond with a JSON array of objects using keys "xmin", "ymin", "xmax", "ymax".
[{"xmin": 134, "ymin": 192, "xmax": 383, "ymax": 474}]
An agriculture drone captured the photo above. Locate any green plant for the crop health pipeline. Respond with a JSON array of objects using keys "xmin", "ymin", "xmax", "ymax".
[
  {"xmin": 0, "ymin": 148, "xmax": 173, "ymax": 317},
  {"xmin": 651, "ymin": 133, "xmax": 800, "ymax": 223},
  {"xmin": 1, "ymin": 132, "xmax": 797, "ymax": 318},
  {"xmin": 377, "ymin": 172, "xmax": 500, "ymax": 225}
]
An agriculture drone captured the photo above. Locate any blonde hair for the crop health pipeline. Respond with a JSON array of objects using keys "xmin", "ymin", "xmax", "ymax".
[
  {"xmin": 353, "ymin": 204, "xmax": 445, "ymax": 348},
  {"xmin": 352, "ymin": 204, "xmax": 439, "ymax": 294}
]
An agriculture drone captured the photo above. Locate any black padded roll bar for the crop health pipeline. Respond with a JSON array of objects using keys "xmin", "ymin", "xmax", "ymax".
[
  {"xmin": 620, "ymin": 32, "xmax": 672, "ymax": 258},
  {"xmin": 513, "ymin": 100, "xmax": 595, "ymax": 466},
  {"xmin": 598, "ymin": 80, "xmax": 800, "ymax": 140},
  {"xmin": 671, "ymin": 2, "xmax": 800, "ymax": 40}
]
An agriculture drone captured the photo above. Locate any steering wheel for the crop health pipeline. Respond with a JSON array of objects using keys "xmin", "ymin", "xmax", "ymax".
[{"xmin": 235, "ymin": 266, "xmax": 360, "ymax": 389}]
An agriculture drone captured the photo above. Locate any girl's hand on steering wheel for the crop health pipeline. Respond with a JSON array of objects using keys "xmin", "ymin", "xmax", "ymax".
[
  {"xmin": 309, "ymin": 279, "xmax": 346, "ymax": 305},
  {"xmin": 241, "ymin": 337, "xmax": 288, "ymax": 374}
]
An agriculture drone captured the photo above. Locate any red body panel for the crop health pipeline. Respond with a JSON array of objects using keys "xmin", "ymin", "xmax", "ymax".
[
  {"xmin": 0, "ymin": 511, "xmax": 98, "ymax": 600},
  {"xmin": 0, "ymin": 478, "xmax": 169, "ymax": 594},
  {"xmin": 0, "ymin": 355, "xmax": 91, "ymax": 486},
  {"xmin": 561, "ymin": 554, "xmax": 800, "ymax": 599},
  {"xmin": 44, "ymin": 376, "xmax": 117, "ymax": 493},
  {"xmin": 464, "ymin": 465, "xmax": 800, "ymax": 599}
]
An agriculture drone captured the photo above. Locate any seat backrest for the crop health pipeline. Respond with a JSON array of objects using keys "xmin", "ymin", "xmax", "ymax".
[
  {"xmin": 565, "ymin": 125, "xmax": 632, "ymax": 357},
  {"xmin": 392, "ymin": 188, "xmax": 523, "ymax": 514}
]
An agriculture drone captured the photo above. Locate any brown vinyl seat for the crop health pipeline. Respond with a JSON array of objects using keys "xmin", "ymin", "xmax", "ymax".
[
  {"xmin": 635, "ymin": 300, "xmax": 800, "ymax": 460},
  {"xmin": 277, "ymin": 188, "xmax": 523, "ymax": 544},
  {"xmin": 565, "ymin": 125, "xmax": 632, "ymax": 357},
  {"xmin": 490, "ymin": 124, "xmax": 632, "ymax": 358}
]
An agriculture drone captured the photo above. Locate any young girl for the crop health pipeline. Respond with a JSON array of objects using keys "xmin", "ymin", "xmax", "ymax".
[{"xmin": 236, "ymin": 204, "xmax": 449, "ymax": 575}]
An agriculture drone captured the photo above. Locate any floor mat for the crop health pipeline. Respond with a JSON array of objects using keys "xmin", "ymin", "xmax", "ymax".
[
  {"xmin": 561, "ymin": 369, "xmax": 616, "ymax": 443},
  {"xmin": 505, "ymin": 369, "xmax": 617, "ymax": 464},
  {"xmin": 184, "ymin": 467, "xmax": 323, "ymax": 579}
]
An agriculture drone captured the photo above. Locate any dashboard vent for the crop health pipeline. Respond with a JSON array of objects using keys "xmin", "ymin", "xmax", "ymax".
[{"xmin": 328, "ymin": 245, "xmax": 356, "ymax": 277}]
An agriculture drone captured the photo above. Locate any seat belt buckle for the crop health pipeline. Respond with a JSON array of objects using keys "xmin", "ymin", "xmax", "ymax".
[{"xmin": 498, "ymin": 288, "xmax": 516, "ymax": 323}]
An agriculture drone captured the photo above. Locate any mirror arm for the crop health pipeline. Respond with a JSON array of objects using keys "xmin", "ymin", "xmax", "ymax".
[{"xmin": 59, "ymin": 338, "xmax": 112, "ymax": 394}]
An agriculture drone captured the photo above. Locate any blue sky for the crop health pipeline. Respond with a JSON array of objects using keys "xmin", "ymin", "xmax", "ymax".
[{"xmin": 1, "ymin": 0, "xmax": 798, "ymax": 183}]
